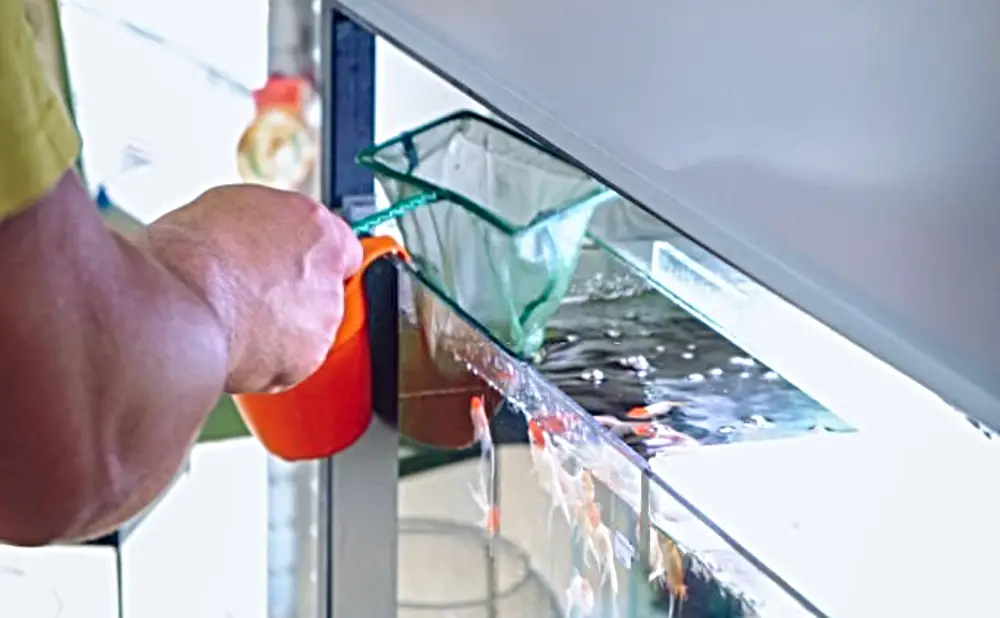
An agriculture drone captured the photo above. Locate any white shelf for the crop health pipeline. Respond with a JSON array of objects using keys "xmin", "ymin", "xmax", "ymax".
[
  {"xmin": 0, "ymin": 545, "xmax": 118, "ymax": 618},
  {"xmin": 337, "ymin": 0, "xmax": 1000, "ymax": 430},
  {"xmin": 653, "ymin": 433, "xmax": 1000, "ymax": 617}
]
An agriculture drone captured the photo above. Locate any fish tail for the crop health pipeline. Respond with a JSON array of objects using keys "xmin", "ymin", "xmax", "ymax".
[{"xmin": 483, "ymin": 505, "xmax": 500, "ymax": 534}]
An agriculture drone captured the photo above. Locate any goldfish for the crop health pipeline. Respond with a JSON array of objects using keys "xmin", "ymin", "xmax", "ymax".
[
  {"xmin": 470, "ymin": 492, "xmax": 500, "ymax": 535},
  {"xmin": 663, "ymin": 536, "xmax": 687, "ymax": 618},
  {"xmin": 529, "ymin": 419, "xmax": 575, "ymax": 530},
  {"xmin": 565, "ymin": 569, "xmax": 595, "ymax": 617},
  {"xmin": 625, "ymin": 401, "xmax": 684, "ymax": 420},
  {"xmin": 638, "ymin": 521, "xmax": 666, "ymax": 585},
  {"xmin": 630, "ymin": 423, "xmax": 659, "ymax": 439},
  {"xmin": 469, "ymin": 396, "xmax": 498, "ymax": 551},
  {"xmin": 597, "ymin": 415, "xmax": 700, "ymax": 453},
  {"xmin": 533, "ymin": 412, "xmax": 578, "ymax": 435},
  {"xmin": 579, "ymin": 502, "xmax": 618, "ymax": 594},
  {"xmin": 635, "ymin": 520, "xmax": 687, "ymax": 616},
  {"xmin": 594, "ymin": 416, "xmax": 659, "ymax": 440},
  {"xmin": 579, "ymin": 469, "xmax": 596, "ymax": 505},
  {"xmin": 471, "ymin": 396, "xmax": 492, "ymax": 447}
]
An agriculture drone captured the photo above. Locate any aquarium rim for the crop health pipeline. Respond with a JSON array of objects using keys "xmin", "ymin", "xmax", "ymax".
[{"xmin": 356, "ymin": 109, "xmax": 612, "ymax": 239}]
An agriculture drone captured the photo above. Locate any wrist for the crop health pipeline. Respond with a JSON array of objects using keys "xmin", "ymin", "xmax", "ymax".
[{"xmin": 128, "ymin": 226, "xmax": 241, "ymax": 378}]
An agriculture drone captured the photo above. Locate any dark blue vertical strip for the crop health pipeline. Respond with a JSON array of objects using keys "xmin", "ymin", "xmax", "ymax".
[
  {"xmin": 321, "ymin": 9, "xmax": 381, "ymax": 618},
  {"xmin": 322, "ymin": 11, "xmax": 376, "ymax": 219}
]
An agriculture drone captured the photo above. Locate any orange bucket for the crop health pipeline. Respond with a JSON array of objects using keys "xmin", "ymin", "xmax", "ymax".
[{"xmin": 235, "ymin": 235, "xmax": 406, "ymax": 461}]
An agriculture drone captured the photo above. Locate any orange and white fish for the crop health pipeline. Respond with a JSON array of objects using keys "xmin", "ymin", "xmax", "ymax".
[
  {"xmin": 529, "ymin": 419, "xmax": 575, "ymax": 529},
  {"xmin": 469, "ymin": 396, "xmax": 498, "ymax": 551},
  {"xmin": 565, "ymin": 569, "xmax": 595, "ymax": 617},
  {"xmin": 579, "ymin": 502, "xmax": 618, "ymax": 594},
  {"xmin": 630, "ymin": 423, "xmax": 659, "ymax": 439},
  {"xmin": 626, "ymin": 401, "xmax": 684, "ymax": 420},
  {"xmin": 663, "ymin": 536, "xmax": 687, "ymax": 618},
  {"xmin": 640, "ymin": 524, "xmax": 666, "ymax": 585},
  {"xmin": 595, "ymin": 415, "xmax": 660, "ymax": 440},
  {"xmin": 471, "ymin": 396, "xmax": 492, "ymax": 449}
]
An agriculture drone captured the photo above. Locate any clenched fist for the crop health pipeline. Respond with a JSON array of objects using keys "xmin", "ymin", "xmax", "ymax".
[{"xmin": 141, "ymin": 184, "xmax": 363, "ymax": 393}]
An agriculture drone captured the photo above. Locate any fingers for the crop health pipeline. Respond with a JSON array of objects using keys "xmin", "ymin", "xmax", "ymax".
[
  {"xmin": 322, "ymin": 210, "xmax": 363, "ymax": 276},
  {"xmin": 339, "ymin": 228, "xmax": 364, "ymax": 277}
]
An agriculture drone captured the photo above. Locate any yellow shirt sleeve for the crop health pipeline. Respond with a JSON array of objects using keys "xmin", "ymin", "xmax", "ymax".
[{"xmin": 0, "ymin": 0, "xmax": 82, "ymax": 222}]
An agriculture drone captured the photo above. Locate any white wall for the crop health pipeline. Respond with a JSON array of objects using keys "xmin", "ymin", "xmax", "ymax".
[
  {"xmin": 374, "ymin": 40, "xmax": 488, "ymax": 211},
  {"xmin": 375, "ymin": 40, "xmax": 486, "ymax": 144}
]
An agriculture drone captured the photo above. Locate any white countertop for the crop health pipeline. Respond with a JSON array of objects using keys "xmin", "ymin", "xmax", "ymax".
[
  {"xmin": 0, "ymin": 545, "xmax": 118, "ymax": 618},
  {"xmin": 653, "ymin": 431, "xmax": 1000, "ymax": 616}
]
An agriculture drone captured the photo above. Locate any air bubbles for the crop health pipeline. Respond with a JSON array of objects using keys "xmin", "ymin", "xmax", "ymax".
[{"xmin": 742, "ymin": 414, "xmax": 773, "ymax": 429}]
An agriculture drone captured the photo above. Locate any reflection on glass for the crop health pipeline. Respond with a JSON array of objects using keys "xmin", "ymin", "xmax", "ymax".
[{"xmin": 395, "ymin": 263, "xmax": 820, "ymax": 617}]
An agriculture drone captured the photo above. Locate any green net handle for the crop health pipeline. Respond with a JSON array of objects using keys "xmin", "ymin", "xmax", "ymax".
[{"xmin": 350, "ymin": 191, "xmax": 441, "ymax": 234}]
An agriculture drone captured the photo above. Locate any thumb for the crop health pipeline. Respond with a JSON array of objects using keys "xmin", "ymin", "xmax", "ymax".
[
  {"xmin": 338, "ymin": 230, "xmax": 364, "ymax": 277},
  {"xmin": 322, "ymin": 210, "xmax": 364, "ymax": 276}
]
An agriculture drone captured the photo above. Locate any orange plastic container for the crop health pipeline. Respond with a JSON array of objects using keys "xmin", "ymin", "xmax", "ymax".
[{"xmin": 235, "ymin": 235, "xmax": 406, "ymax": 461}]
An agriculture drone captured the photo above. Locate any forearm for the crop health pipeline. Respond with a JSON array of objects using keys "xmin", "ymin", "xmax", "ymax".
[{"xmin": 0, "ymin": 171, "xmax": 229, "ymax": 544}]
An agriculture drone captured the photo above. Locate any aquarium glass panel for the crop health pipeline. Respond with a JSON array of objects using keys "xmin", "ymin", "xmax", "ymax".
[{"xmin": 395, "ymin": 264, "xmax": 821, "ymax": 617}]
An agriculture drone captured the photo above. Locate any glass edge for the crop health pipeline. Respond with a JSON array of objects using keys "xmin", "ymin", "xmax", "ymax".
[{"xmin": 357, "ymin": 113, "xmax": 612, "ymax": 237}]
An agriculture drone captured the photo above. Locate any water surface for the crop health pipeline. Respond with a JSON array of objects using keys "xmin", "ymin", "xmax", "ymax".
[{"xmin": 537, "ymin": 287, "xmax": 853, "ymax": 456}]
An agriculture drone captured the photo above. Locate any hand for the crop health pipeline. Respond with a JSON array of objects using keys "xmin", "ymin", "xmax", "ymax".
[{"xmin": 141, "ymin": 184, "xmax": 363, "ymax": 393}]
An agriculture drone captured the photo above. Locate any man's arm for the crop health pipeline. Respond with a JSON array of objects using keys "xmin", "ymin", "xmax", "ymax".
[
  {"xmin": 0, "ymin": 172, "xmax": 230, "ymax": 545},
  {"xmin": 0, "ymin": 1, "xmax": 229, "ymax": 544}
]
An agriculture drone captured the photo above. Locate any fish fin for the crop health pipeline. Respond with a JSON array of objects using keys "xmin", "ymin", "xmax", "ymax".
[{"xmin": 467, "ymin": 480, "xmax": 488, "ymax": 511}]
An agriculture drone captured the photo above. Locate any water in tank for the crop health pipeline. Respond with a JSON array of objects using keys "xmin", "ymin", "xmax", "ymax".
[{"xmin": 394, "ymin": 201, "xmax": 842, "ymax": 617}]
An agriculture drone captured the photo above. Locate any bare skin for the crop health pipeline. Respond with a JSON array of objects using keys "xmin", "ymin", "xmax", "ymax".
[{"xmin": 0, "ymin": 170, "xmax": 361, "ymax": 545}]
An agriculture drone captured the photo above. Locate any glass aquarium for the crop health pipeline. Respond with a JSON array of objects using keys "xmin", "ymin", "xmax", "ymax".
[
  {"xmin": 356, "ymin": 110, "xmax": 1000, "ymax": 618},
  {"xmin": 392, "ymin": 241, "xmax": 831, "ymax": 618}
]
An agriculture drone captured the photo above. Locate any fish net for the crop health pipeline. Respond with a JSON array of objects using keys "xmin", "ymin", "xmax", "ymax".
[
  {"xmin": 356, "ymin": 111, "xmax": 615, "ymax": 358},
  {"xmin": 398, "ymin": 518, "xmax": 561, "ymax": 617}
]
